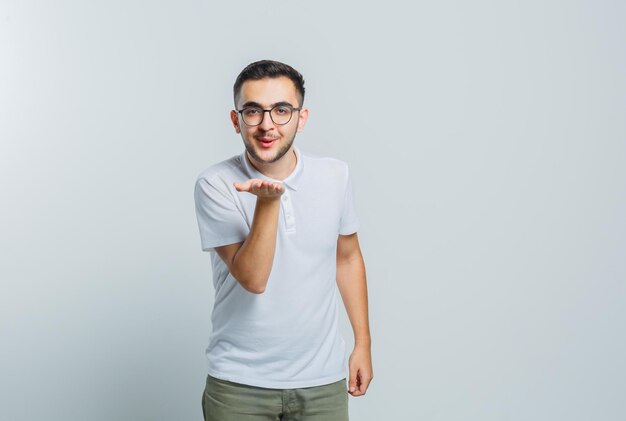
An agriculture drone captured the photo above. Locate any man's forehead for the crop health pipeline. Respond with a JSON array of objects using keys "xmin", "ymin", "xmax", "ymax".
[{"xmin": 238, "ymin": 77, "xmax": 299, "ymax": 107}]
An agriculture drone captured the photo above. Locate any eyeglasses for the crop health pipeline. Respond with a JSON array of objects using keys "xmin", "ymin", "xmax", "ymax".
[{"xmin": 236, "ymin": 105, "xmax": 301, "ymax": 126}]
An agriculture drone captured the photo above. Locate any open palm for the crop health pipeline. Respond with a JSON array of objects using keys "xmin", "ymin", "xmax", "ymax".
[{"xmin": 233, "ymin": 179, "xmax": 285, "ymax": 199}]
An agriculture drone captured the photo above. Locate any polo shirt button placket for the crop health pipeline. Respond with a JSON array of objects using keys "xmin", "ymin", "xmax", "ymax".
[{"xmin": 281, "ymin": 192, "xmax": 296, "ymax": 232}]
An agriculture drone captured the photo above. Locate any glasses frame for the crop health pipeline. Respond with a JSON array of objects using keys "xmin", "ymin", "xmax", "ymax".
[{"xmin": 235, "ymin": 105, "xmax": 302, "ymax": 126}]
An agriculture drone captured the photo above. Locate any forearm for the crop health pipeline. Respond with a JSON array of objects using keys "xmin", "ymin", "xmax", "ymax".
[
  {"xmin": 336, "ymin": 254, "xmax": 371, "ymax": 346},
  {"xmin": 231, "ymin": 197, "xmax": 280, "ymax": 293}
]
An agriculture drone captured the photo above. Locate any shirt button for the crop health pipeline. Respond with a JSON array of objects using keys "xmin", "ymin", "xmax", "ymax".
[{"xmin": 282, "ymin": 196, "xmax": 288, "ymax": 201}]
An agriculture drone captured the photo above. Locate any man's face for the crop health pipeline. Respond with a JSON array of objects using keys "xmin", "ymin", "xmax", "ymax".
[{"xmin": 230, "ymin": 76, "xmax": 308, "ymax": 165}]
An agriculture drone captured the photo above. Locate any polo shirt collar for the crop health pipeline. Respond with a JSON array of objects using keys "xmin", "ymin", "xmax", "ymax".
[{"xmin": 240, "ymin": 146, "xmax": 304, "ymax": 191}]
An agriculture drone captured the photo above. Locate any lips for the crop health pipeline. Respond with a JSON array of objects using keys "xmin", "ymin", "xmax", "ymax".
[{"xmin": 257, "ymin": 137, "xmax": 277, "ymax": 148}]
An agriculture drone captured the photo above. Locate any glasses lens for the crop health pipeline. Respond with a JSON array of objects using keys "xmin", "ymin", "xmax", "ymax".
[
  {"xmin": 270, "ymin": 106, "xmax": 293, "ymax": 125},
  {"xmin": 242, "ymin": 107, "xmax": 263, "ymax": 125}
]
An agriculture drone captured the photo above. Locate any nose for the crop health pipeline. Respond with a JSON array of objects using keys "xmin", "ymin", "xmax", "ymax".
[{"xmin": 259, "ymin": 110, "xmax": 276, "ymax": 131}]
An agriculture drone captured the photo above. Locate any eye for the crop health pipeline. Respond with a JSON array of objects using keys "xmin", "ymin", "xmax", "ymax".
[
  {"xmin": 274, "ymin": 106, "xmax": 290, "ymax": 115},
  {"xmin": 243, "ymin": 108, "xmax": 261, "ymax": 116}
]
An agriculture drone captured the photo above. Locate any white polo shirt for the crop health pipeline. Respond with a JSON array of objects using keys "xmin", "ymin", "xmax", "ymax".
[{"xmin": 193, "ymin": 146, "xmax": 359, "ymax": 389}]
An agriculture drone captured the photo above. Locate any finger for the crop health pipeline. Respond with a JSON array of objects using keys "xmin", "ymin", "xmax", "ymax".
[
  {"xmin": 233, "ymin": 180, "xmax": 249, "ymax": 192},
  {"xmin": 348, "ymin": 367, "xmax": 358, "ymax": 394},
  {"xmin": 354, "ymin": 370, "xmax": 372, "ymax": 396},
  {"xmin": 260, "ymin": 181, "xmax": 271, "ymax": 193},
  {"xmin": 359, "ymin": 373, "xmax": 372, "ymax": 395},
  {"xmin": 352, "ymin": 371, "xmax": 363, "ymax": 396},
  {"xmin": 348, "ymin": 370, "xmax": 361, "ymax": 397},
  {"xmin": 273, "ymin": 183, "xmax": 283, "ymax": 194},
  {"xmin": 261, "ymin": 181, "xmax": 275, "ymax": 193}
]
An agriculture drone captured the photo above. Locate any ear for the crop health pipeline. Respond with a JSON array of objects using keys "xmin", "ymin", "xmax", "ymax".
[
  {"xmin": 230, "ymin": 110, "xmax": 241, "ymax": 133},
  {"xmin": 296, "ymin": 107, "xmax": 309, "ymax": 133}
]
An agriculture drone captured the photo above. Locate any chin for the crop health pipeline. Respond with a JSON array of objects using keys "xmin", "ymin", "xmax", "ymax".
[
  {"xmin": 255, "ymin": 153, "xmax": 278, "ymax": 164},
  {"xmin": 245, "ymin": 146, "xmax": 274, "ymax": 164}
]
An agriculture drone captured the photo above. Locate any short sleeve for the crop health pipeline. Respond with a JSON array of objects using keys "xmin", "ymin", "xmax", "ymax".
[
  {"xmin": 194, "ymin": 177, "xmax": 249, "ymax": 252},
  {"xmin": 338, "ymin": 165, "xmax": 359, "ymax": 235}
]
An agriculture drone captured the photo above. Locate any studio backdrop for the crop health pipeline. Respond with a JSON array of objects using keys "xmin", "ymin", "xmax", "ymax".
[{"xmin": 1, "ymin": 1, "xmax": 625, "ymax": 420}]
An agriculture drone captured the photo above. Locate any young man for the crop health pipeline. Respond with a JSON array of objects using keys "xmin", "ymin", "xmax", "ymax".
[{"xmin": 194, "ymin": 60, "xmax": 372, "ymax": 421}]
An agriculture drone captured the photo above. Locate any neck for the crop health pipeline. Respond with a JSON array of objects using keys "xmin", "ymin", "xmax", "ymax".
[{"xmin": 246, "ymin": 148, "xmax": 297, "ymax": 181}]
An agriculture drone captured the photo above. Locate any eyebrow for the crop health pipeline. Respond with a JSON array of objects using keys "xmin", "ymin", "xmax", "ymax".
[{"xmin": 241, "ymin": 101, "xmax": 294, "ymax": 108}]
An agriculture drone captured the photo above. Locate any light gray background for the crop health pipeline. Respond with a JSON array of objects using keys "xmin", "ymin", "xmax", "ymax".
[{"xmin": 1, "ymin": 1, "xmax": 625, "ymax": 420}]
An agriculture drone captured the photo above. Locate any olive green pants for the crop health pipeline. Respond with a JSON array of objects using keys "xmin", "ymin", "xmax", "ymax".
[{"xmin": 202, "ymin": 374, "xmax": 349, "ymax": 421}]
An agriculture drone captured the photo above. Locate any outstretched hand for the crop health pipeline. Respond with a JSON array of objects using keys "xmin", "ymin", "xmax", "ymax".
[{"xmin": 234, "ymin": 178, "xmax": 285, "ymax": 199}]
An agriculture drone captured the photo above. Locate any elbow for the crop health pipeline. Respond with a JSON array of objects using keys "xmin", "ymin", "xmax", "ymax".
[
  {"xmin": 248, "ymin": 285, "xmax": 266, "ymax": 294},
  {"xmin": 231, "ymin": 272, "xmax": 268, "ymax": 294},
  {"xmin": 243, "ymin": 280, "xmax": 267, "ymax": 294}
]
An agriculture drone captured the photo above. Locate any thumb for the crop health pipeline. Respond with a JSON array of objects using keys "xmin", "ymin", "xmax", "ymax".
[
  {"xmin": 233, "ymin": 180, "xmax": 249, "ymax": 192},
  {"xmin": 349, "ymin": 368, "xmax": 358, "ymax": 393}
]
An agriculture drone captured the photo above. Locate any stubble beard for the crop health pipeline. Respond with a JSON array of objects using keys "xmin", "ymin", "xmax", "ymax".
[{"xmin": 244, "ymin": 131, "xmax": 297, "ymax": 164}]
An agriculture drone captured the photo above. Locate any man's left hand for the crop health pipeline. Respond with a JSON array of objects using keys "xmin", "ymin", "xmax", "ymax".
[{"xmin": 347, "ymin": 344, "xmax": 373, "ymax": 396}]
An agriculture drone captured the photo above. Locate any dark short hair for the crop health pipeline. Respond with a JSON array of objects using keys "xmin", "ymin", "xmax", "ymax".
[{"xmin": 233, "ymin": 60, "xmax": 305, "ymax": 107}]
